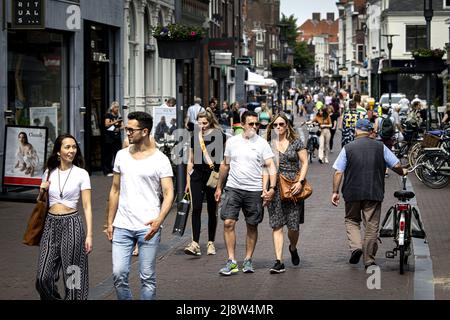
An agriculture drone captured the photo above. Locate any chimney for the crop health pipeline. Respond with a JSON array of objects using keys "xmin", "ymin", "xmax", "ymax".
[
  {"xmin": 312, "ymin": 13, "xmax": 321, "ymax": 21},
  {"xmin": 327, "ymin": 12, "xmax": 335, "ymax": 21}
]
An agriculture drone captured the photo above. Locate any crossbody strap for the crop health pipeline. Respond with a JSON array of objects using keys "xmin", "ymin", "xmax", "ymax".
[{"xmin": 198, "ymin": 132, "xmax": 215, "ymax": 170}]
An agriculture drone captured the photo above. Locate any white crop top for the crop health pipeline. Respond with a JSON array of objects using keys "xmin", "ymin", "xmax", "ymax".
[{"xmin": 43, "ymin": 166, "xmax": 91, "ymax": 209}]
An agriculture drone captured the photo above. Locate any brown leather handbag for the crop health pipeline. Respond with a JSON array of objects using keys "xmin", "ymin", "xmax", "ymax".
[
  {"xmin": 278, "ymin": 173, "xmax": 313, "ymax": 202},
  {"xmin": 23, "ymin": 174, "xmax": 49, "ymax": 246}
]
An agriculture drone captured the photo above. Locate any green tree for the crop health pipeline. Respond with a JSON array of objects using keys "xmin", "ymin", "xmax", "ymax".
[{"xmin": 280, "ymin": 13, "xmax": 314, "ymax": 71}]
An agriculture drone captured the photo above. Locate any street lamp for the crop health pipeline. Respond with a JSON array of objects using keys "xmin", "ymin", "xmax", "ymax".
[
  {"xmin": 277, "ymin": 23, "xmax": 289, "ymax": 112},
  {"xmin": 424, "ymin": 0, "xmax": 434, "ymax": 130},
  {"xmin": 381, "ymin": 34, "xmax": 399, "ymax": 108}
]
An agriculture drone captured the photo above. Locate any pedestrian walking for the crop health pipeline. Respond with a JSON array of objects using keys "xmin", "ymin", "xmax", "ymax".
[
  {"xmin": 264, "ymin": 114, "xmax": 309, "ymax": 273},
  {"xmin": 184, "ymin": 110, "xmax": 225, "ymax": 256},
  {"xmin": 214, "ymin": 111, "xmax": 277, "ymax": 275},
  {"xmin": 331, "ymin": 118, "xmax": 408, "ymax": 268},
  {"xmin": 185, "ymin": 97, "xmax": 205, "ymax": 132},
  {"xmin": 35, "ymin": 134, "xmax": 93, "ymax": 300},
  {"xmin": 308, "ymin": 107, "xmax": 332, "ymax": 164},
  {"xmin": 103, "ymin": 101, "xmax": 123, "ymax": 176},
  {"xmin": 339, "ymin": 100, "xmax": 359, "ymax": 147},
  {"xmin": 106, "ymin": 111, "xmax": 174, "ymax": 300}
]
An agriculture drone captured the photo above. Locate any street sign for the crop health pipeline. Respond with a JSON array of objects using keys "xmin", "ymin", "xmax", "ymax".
[
  {"xmin": 11, "ymin": 0, "xmax": 45, "ymax": 29},
  {"xmin": 236, "ymin": 57, "xmax": 252, "ymax": 66}
]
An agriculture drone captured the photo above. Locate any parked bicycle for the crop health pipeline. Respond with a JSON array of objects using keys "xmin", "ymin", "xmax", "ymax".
[{"xmin": 380, "ymin": 174, "xmax": 426, "ymax": 274}]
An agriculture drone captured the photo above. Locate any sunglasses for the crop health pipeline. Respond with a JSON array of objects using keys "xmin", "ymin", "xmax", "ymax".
[
  {"xmin": 125, "ymin": 127, "xmax": 144, "ymax": 134},
  {"xmin": 247, "ymin": 122, "xmax": 260, "ymax": 127},
  {"xmin": 273, "ymin": 123, "xmax": 286, "ymax": 128},
  {"xmin": 198, "ymin": 121, "xmax": 209, "ymax": 125}
]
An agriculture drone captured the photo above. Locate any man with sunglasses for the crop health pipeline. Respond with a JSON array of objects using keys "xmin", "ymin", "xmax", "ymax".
[
  {"xmin": 215, "ymin": 111, "xmax": 277, "ymax": 275},
  {"xmin": 106, "ymin": 111, "xmax": 174, "ymax": 299}
]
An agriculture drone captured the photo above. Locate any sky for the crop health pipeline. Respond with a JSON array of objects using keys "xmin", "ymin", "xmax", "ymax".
[{"xmin": 279, "ymin": 0, "xmax": 338, "ymax": 25}]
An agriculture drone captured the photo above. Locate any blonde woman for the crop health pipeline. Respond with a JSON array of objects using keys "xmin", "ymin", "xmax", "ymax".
[
  {"xmin": 264, "ymin": 114, "xmax": 309, "ymax": 273},
  {"xmin": 258, "ymin": 103, "xmax": 272, "ymax": 130},
  {"xmin": 184, "ymin": 110, "xmax": 225, "ymax": 256}
]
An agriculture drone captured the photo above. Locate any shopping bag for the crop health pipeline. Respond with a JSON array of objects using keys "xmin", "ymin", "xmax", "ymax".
[
  {"xmin": 172, "ymin": 193, "xmax": 191, "ymax": 236},
  {"xmin": 23, "ymin": 191, "xmax": 48, "ymax": 246}
]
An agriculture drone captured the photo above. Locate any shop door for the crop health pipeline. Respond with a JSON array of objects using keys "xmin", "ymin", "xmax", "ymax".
[{"xmin": 84, "ymin": 24, "xmax": 109, "ymax": 174}]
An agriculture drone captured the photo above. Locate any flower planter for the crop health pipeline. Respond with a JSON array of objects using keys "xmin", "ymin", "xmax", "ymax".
[
  {"xmin": 271, "ymin": 67, "xmax": 291, "ymax": 79},
  {"xmin": 414, "ymin": 57, "xmax": 445, "ymax": 73},
  {"xmin": 382, "ymin": 73, "xmax": 397, "ymax": 82},
  {"xmin": 157, "ymin": 39, "xmax": 201, "ymax": 59}
]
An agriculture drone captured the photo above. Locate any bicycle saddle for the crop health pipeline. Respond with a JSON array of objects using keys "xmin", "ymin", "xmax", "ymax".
[{"xmin": 394, "ymin": 190, "xmax": 415, "ymax": 200}]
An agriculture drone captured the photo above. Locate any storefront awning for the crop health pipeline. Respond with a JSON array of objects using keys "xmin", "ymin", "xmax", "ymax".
[{"xmin": 245, "ymin": 70, "xmax": 277, "ymax": 87}]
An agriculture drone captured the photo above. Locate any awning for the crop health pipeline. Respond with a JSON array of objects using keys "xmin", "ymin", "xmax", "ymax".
[{"xmin": 245, "ymin": 70, "xmax": 277, "ymax": 87}]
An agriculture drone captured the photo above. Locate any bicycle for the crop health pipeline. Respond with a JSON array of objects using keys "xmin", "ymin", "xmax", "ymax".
[
  {"xmin": 380, "ymin": 174, "xmax": 426, "ymax": 274},
  {"xmin": 300, "ymin": 122, "xmax": 320, "ymax": 163}
]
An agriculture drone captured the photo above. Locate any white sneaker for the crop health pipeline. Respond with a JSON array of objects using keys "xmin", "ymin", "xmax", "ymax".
[
  {"xmin": 184, "ymin": 241, "xmax": 201, "ymax": 256},
  {"xmin": 207, "ymin": 241, "xmax": 216, "ymax": 255},
  {"xmin": 324, "ymin": 158, "xmax": 329, "ymax": 164}
]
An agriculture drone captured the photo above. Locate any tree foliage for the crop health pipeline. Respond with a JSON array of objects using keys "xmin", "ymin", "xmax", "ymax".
[{"xmin": 280, "ymin": 14, "xmax": 315, "ymax": 71}]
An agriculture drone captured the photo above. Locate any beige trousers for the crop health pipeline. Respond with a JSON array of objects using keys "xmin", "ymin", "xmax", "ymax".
[
  {"xmin": 319, "ymin": 128, "xmax": 331, "ymax": 161},
  {"xmin": 344, "ymin": 201, "xmax": 382, "ymax": 266}
]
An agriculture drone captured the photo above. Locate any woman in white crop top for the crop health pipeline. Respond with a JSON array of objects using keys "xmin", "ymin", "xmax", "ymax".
[{"xmin": 35, "ymin": 134, "xmax": 92, "ymax": 300}]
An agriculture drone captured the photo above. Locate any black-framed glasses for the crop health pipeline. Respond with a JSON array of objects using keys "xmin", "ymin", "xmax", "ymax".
[
  {"xmin": 273, "ymin": 123, "xmax": 286, "ymax": 128},
  {"xmin": 125, "ymin": 127, "xmax": 144, "ymax": 134},
  {"xmin": 247, "ymin": 122, "xmax": 260, "ymax": 127}
]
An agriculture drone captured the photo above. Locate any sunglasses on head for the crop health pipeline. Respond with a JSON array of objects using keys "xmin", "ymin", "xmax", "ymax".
[{"xmin": 273, "ymin": 122, "xmax": 286, "ymax": 128}]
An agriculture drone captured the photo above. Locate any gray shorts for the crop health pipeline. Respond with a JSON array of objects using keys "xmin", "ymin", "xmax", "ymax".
[{"xmin": 219, "ymin": 187, "xmax": 264, "ymax": 225}]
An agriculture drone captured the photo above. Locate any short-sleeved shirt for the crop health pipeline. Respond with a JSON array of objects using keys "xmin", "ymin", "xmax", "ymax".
[
  {"xmin": 191, "ymin": 129, "xmax": 226, "ymax": 172},
  {"xmin": 224, "ymin": 134, "xmax": 274, "ymax": 192},
  {"xmin": 113, "ymin": 147, "xmax": 173, "ymax": 230},
  {"xmin": 44, "ymin": 166, "xmax": 91, "ymax": 209}
]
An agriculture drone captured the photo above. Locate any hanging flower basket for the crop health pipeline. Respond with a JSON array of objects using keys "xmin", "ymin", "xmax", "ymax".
[
  {"xmin": 271, "ymin": 66, "xmax": 291, "ymax": 79},
  {"xmin": 156, "ymin": 39, "xmax": 201, "ymax": 59},
  {"xmin": 153, "ymin": 24, "xmax": 205, "ymax": 59},
  {"xmin": 414, "ymin": 56, "xmax": 445, "ymax": 73}
]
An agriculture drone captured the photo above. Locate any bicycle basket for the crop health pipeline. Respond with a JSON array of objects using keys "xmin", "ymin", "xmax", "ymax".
[{"xmin": 421, "ymin": 133, "xmax": 440, "ymax": 148}]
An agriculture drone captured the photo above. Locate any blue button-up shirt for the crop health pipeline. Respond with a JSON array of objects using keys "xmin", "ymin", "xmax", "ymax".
[{"xmin": 333, "ymin": 144, "xmax": 399, "ymax": 172}]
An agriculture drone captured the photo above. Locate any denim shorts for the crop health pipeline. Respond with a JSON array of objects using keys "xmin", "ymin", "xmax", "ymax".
[{"xmin": 219, "ymin": 187, "xmax": 263, "ymax": 225}]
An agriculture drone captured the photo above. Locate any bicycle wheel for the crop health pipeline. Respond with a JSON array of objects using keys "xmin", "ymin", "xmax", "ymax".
[
  {"xmin": 420, "ymin": 153, "xmax": 450, "ymax": 189},
  {"xmin": 408, "ymin": 142, "xmax": 423, "ymax": 168},
  {"xmin": 399, "ymin": 245, "xmax": 405, "ymax": 275}
]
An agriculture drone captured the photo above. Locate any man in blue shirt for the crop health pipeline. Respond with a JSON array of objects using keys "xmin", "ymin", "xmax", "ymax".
[{"xmin": 331, "ymin": 118, "xmax": 408, "ymax": 268}]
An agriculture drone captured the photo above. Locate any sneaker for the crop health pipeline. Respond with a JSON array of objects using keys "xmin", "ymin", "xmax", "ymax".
[
  {"xmin": 289, "ymin": 245, "xmax": 300, "ymax": 266},
  {"xmin": 270, "ymin": 260, "xmax": 286, "ymax": 274},
  {"xmin": 219, "ymin": 260, "xmax": 239, "ymax": 276},
  {"xmin": 324, "ymin": 158, "xmax": 329, "ymax": 164},
  {"xmin": 207, "ymin": 241, "xmax": 216, "ymax": 255},
  {"xmin": 318, "ymin": 158, "xmax": 323, "ymax": 164},
  {"xmin": 184, "ymin": 241, "xmax": 201, "ymax": 256},
  {"xmin": 242, "ymin": 259, "xmax": 255, "ymax": 273},
  {"xmin": 365, "ymin": 262, "xmax": 377, "ymax": 270},
  {"xmin": 107, "ymin": 173, "xmax": 114, "ymax": 177},
  {"xmin": 349, "ymin": 248, "xmax": 363, "ymax": 264}
]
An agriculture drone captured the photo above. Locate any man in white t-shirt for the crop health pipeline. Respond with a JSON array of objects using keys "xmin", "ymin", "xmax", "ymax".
[
  {"xmin": 106, "ymin": 111, "xmax": 174, "ymax": 300},
  {"xmin": 214, "ymin": 111, "xmax": 277, "ymax": 276},
  {"xmin": 185, "ymin": 97, "xmax": 204, "ymax": 131}
]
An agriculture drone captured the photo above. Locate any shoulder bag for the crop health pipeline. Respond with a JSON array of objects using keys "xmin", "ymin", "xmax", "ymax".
[
  {"xmin": 199, "ymin": 133, "xmax": 219, "ymax": 189},
  {"xmin": 23, "ymin": 171, "xmax": 50, "ymax": 246},
  {"xmin": 278, "ymin": 173, "xmax": 313, "ymax": 202}
]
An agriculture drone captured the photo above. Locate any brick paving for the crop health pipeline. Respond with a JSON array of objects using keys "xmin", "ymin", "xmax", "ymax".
[{"xmin": 2, "ymin": 113, "xmax": 445, "ymax": 300}]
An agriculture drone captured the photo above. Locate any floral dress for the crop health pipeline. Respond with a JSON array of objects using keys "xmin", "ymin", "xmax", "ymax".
[{"xmin": 268, "ymin": 138, "xmax": 306, "ymax": 230}]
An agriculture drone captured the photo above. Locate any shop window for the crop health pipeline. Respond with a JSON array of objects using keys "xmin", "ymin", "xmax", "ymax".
[{"xmin": 7, "ymin": 30, "xmax": 67, "ymax": 147}]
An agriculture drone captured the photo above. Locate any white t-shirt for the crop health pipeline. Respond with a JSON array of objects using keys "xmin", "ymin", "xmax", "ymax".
[
  {"xmin": 187, "ymin": 104, "xmax": 204, "ymax": 124},
  {"xmin": 113, "ymin": 147, "xmax": 173, "ymax": 230},
  {"xmin": 44, "ymin": 166, "xmax": 91, "ymax": 209},
  {"xmin": 224, "ymin": 134, "xmax": 274, "ymax": 192}
]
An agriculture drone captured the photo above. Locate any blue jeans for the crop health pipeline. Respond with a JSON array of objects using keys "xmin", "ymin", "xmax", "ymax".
[{"xmin": 112, "ymin": 227, "xmax": 161, "ymax": 300}]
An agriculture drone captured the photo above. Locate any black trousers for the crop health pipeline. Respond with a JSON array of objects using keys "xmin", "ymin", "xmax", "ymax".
[
  {"xmin": 189, "ymin": 169, "xmax": 217, "ymax": 243},
  {"xmin": 103, "ymin": 136, "xmax": 122, "ymax": 175}
]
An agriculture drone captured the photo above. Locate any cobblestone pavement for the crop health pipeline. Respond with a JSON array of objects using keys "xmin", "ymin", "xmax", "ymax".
[{"xmin": 0, "ymin": 112, "xmax": 443, "ymax": 300}]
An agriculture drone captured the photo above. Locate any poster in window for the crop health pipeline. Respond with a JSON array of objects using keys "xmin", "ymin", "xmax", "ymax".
[
  {"xmin": 2, "ymin": 126, "xmax": 48, "ymax": 187},
  {"xmin": 29, "ymin": 106, "xmax": 58, "ymax": 142},
  {"xmin": 153, "ymin": 107, "xmax": 176, "ymax": 140}
]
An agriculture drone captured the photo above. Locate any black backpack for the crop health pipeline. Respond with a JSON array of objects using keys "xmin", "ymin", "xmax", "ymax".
[{"xmin": 379, "ymin": 117, "xmax": 394, "ymax": 138}]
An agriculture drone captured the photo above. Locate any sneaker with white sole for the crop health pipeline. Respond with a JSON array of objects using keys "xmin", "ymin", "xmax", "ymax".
[
  {"xmin": 219, "ymin": 260, "xmax": 239, "ymax": 276},
  {"xmin": 184, "ymin": 241, "xmax": 201, "ymax": 256},
  {"xmin": 242, "ymin": 259, "xmax": 254, "ymax": 273},
  {"xmin": 269, "ymin": 260, "xmax": 286, "ymax": 274},
  {"xmin": 207, "ymin": 241, "xmax": 216, "ymax": 255}
]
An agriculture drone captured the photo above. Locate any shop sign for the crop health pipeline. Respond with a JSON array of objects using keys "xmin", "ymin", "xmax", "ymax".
[{"xmin": 11, "ymin": 0, "xmax": 45, "ymax": 29}]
